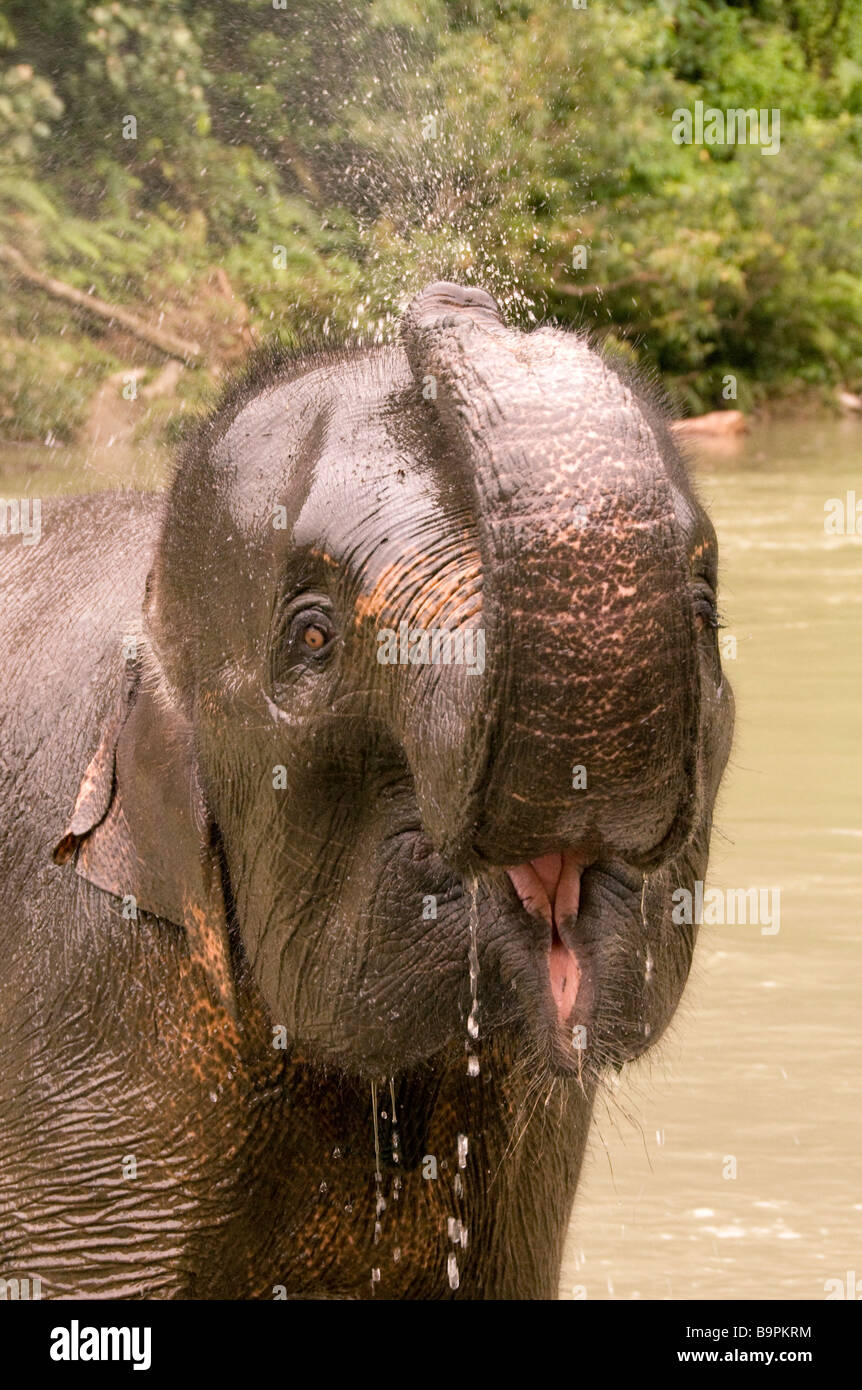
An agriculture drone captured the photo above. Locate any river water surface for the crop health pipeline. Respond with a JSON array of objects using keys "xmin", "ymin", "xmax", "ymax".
[{"xmin": 2, "ymin": 416, "xmax": 859, "ymax": 1301}]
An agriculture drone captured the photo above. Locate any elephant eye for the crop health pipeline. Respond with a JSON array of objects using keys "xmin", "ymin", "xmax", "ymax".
[
  {"xmin": 271, "ymin": 595, "xmax": 338, "ymax": 693},
  {"xmin": 287, "ymin": 606, "xmax": 336, "ymax": 662},
  {"xmin": 691, "ymin": 574, "xmax": 722, "ymax": 635},
  {"xmin": 691, "ymin": 584, "xmax": 724, "ymax": 684},
  {"xmin": 693, "ymin": 597, "xmax": 722, "ymax": 633},
  {"xmin": 302, "ymin": 622, "xmax": 328, "ymax": 652}
]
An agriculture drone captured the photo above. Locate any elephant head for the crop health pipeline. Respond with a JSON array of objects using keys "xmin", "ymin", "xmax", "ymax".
[{"xmin": 54, "ymin": 282, "xmax": 733, "ymax": 1089}]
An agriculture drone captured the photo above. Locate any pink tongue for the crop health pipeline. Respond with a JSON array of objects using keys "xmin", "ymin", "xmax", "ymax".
[
  {"xmin": 506, "ymin": 853, "xmax": 583, "ymax": 1024},
  {"xmin": 549, "ymin": 938, "xmax": 580, "ymax": 1023}
]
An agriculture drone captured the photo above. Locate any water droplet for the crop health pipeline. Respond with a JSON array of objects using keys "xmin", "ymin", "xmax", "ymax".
[
  {"xmin": 371, "ymin": 1080, "xmax": 386, "ymax": 1247},
  {"xmin": 465, "ymin": 875, "xmax": 481, "ymax": 1075},
  {"xmin": 448, "ymin": 1218, "xmax": 468, "ymax": 1248}
]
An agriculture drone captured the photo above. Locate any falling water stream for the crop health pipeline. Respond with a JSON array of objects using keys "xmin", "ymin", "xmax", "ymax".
[
  {"xmin": 369, "ymin": 1075, "xmax": 403, "ymax": 1291},
  {"xmin": 446, "ymin": 877, "xmax": 483, "ymax": 1290},
  {"xmin": 465, "ymin": 874, "xmax": 481, "ymax": 1080}
]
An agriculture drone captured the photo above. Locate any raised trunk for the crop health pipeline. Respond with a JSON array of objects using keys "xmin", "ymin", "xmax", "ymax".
[{"xmin": 401, "ymin": 283, "xmax": 701, "ymax": 871}]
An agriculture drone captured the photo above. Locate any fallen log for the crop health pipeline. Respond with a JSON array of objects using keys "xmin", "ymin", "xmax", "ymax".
[{"xmin": 0, "ymin": 243, "xmax": 202, "ymax": 363}]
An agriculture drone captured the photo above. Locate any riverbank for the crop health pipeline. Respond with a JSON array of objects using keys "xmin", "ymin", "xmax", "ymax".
[{"xmin": 2, "ymin": 296, "xmax": 858, "ymax": 471}]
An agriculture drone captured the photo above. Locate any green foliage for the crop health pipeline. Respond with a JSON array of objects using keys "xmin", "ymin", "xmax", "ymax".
[
  {"xmin": 1, "ymin": 0, "xmax": 860, "ymax": 439},
  {"xmin": 0, "ymin": 64, "xmax": 64, "ymax": 164}
]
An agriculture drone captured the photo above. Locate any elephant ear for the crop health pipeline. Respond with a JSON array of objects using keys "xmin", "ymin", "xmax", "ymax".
[{"xmin": 52, "ymin": 662, "xmax": 237, "ymax": 1018}]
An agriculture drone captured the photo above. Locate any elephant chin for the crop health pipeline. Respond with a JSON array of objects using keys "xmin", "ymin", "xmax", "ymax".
[{"xmin": 506, "ymin": 851, "xmax": 587, "ymax": 1027}]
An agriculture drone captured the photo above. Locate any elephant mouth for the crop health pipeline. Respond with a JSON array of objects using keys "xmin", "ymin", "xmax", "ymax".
[
  {"xmin": 506, "ymin": 852, "xmax": 586, "ymax": 1029},
  {"xmin": 380, "ymin": 828, "xmax": 600, "ymax": 1070}
]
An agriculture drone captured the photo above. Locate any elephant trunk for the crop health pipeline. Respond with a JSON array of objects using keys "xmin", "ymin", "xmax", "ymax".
[{"xmin": 400, "ymin": 283, "xmax": 701, "ymax": 872}]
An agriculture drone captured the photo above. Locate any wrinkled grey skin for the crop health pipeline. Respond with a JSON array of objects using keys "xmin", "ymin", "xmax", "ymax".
[{"xmin": 0, "ymin": 284, "xmax": 733, "ymax": 1299}]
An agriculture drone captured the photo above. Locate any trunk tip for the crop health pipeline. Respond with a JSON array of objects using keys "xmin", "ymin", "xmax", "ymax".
[{"xmin": 402, "ymin": 281, "xmax": 502, "ymax": 343}]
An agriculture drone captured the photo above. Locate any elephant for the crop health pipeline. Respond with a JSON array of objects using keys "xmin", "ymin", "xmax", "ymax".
[{"xmin": 0, "ymin": 281, "xmax": 733, "ymax": 1300}]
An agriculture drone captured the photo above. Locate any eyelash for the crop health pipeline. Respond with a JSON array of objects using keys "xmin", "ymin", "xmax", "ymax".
[
  {"xmin": 693, "ymin": 584, "xmax": 723, "ymax": 631},
  {"xmin": 697, "ymin": 602, "xmax": 723, "ymax": 630}
]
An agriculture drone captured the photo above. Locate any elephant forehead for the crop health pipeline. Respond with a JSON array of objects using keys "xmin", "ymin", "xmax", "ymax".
[
  {"xmin": 351, "ymin": 534, "xmax": 483, "ymax": 631},
  {"xmin": 212, "ymin": 349, "xmax": 413, "ymax": 529},
  {"xmin": 288, "ymin": 404, "xmax": 484, "ymax": 631},
  {"xmin": 298, "ymin": 473, "xmax": 483, "ymax": 632}
]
